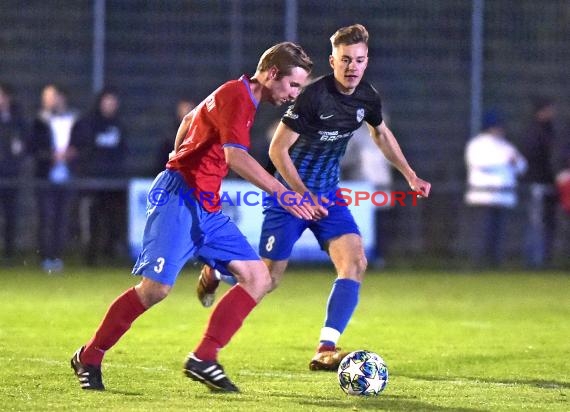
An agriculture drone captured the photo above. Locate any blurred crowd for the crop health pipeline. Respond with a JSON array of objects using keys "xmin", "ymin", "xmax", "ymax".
[
  {"xmin": 2, "ymin": 84, "xmax": 142, "ymax": 271},
  {"xmin": 0, "ymin": 82, "xmax": 568, "ymax": 272},
  {"xmin": 464, "ymin": 101, "xmax": 570, "ymax": 270}
]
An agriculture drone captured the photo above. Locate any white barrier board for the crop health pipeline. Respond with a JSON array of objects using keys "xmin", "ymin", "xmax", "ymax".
[{"xmin": 129, "ymin": 178, "xmax": 375, "ymax": 262}]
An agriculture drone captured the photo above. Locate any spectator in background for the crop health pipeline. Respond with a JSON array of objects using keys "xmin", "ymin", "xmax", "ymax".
[
  {"xmin": 522, "ymin": 97, "xmax": 558, "ymax": 269},
  {"xmin": 154, "ymin": 98, "xmax": 196, "ymax": 175},
  {"xmin": 341, "ymin": 122, "xmax": 393, "ymax": 268},
  {"xmin": 0, "ymin": 83, "xmax": 26, "ymax": 263},
  {"xmin": 464, "ymin": 109, "xmax": 527, "ymax": 269},
  {"xmin": 28, "ymin": 84, "xmax": 79, "ymax": 273},
  {"xmin": 70, "ymin": 87, "xmax": 128, "ymax": 266}
]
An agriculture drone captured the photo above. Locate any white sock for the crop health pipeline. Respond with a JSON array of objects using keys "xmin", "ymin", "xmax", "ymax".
[
  {"xmin": 218, "ymin": 271, "xmax": 238, "ymax": 286},
  {"xmin": 318, "ymin": 327, "xmax": 341, "ymax": 346}
]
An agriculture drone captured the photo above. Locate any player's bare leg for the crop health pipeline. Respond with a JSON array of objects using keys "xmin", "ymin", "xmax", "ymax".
[
  {"xmin": 262, "ymin": 258, "xmax": 289, "ymax": 292},
  {"xmin": 310, "ymin": 234, "xmax": 366, "ymax": 371},
  {"xmin": 197, "ymin": 257, "xmax": 289, "ymax": 307}
]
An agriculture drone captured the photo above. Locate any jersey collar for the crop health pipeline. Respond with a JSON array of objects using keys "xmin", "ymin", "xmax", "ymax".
[{"xmin": 240, "ymin": 75, "xmax": 259, "ymax": 108}]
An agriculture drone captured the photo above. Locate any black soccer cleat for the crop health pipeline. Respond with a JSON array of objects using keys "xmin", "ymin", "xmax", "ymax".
[
  {"xmin": 71, "ymin": 347, "xmax": 105, "ymax": 390},
  {"xmin": 184, "ymin": 353, "xmax": 239, "ymax": 392}
]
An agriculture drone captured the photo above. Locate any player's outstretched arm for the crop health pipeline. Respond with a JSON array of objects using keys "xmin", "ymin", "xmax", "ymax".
[
  {"xmin": 269, "ymin": 122, "xmax": 328, "ymax": 217},
  {"xmin": 371, "ymin": 121, "xmax": 431, "ymax": 198},
  {"xmin": 224, "ymin": 146, "xmax": 314, "ymax": 220}
]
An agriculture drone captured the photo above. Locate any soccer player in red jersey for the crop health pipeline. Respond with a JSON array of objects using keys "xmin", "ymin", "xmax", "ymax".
[{"xmin": 71, "ymin": 42, "xmax": 314, "ymax": 392}]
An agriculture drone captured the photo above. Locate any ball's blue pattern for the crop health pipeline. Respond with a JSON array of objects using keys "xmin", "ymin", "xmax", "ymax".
[{"xmin": 337, "ymin": 350, "xmax": 389, "ymax": 396}]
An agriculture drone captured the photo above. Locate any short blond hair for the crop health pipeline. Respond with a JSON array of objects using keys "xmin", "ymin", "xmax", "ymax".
[
  {"xmin": 257, "ymin": 42, "xmax": 313, "ymax": 79},
  {"xmin": 330, "ymin": 24, "xmax": 369, "ymax": 48}
]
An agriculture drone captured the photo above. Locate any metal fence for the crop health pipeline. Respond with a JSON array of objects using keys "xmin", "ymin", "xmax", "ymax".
[{"xmin": 1, "ymin": 1, "xmax": 569, "ymax": 267}]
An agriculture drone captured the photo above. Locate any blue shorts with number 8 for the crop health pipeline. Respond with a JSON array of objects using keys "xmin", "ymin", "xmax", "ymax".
[{"xmin": 259, "ymin": 203, "xmax": 360, "ymax": 260}]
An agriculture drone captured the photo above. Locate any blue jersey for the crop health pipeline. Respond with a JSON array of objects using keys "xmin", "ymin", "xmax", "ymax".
[{"xmin": 278, "ymin": 74, "xmax": 383, "ymax": 194}]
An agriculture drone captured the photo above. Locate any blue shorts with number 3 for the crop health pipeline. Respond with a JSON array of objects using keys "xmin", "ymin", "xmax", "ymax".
[{"xmin": 132, "ymin": 170, "xmax": 259, "ymax": 286}]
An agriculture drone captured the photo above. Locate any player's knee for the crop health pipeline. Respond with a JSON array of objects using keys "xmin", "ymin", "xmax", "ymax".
[
  {"xmin": 357, "ymin": 254, "xmax": 368, "ymax": 275},
  {"xmin": 151, "ymin": 285, "xmax": 171, "ymax": 303},
  {"xmin": 237, "ymin": 266, "xmax": 271, "ymax": 289},
  {"xmin": 136, "ymin": 281, "xmax": 171, "ymax": 307},
  {"xmin": 342, "ymin": 254, "xmax": 367, "ymax": 279},
  {"xmin": 264, "ymin": 259, "xmax": 287, "ymax": 293},
  {"xmin": 252, "ymin": 268, "xmax": 272, "ymax": 292},
  {"xmin": 237, "ymin": 267, "xmax": 272, "ymax": 301}
]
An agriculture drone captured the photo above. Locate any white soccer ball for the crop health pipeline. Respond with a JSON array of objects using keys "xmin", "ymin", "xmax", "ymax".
[{"xmin": 337, "ymin": 350, "xmax": 388, "ymax": 396}]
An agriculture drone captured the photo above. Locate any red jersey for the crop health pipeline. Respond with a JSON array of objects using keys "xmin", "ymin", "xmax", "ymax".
[{"xmin": 167, "ymin": 75, "xmax": 258, "ymax": 211}]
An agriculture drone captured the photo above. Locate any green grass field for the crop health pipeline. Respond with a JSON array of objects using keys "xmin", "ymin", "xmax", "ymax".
[{"xmin": 0, "ymin": 266, "xmax": 568, "ymax": 411}]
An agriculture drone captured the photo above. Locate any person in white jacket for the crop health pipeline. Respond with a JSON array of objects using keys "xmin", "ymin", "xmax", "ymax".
[{"xmin": 465, "ymin": 109, "xmax": 527, "ymax": 269}]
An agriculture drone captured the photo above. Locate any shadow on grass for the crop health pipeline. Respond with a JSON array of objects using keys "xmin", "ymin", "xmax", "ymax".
[
  {"xmin": 297, "ymin": 394, "xmax": 484, "ymax": 411},
  {"xmin": 403, "ymin": 374, "xmax": 570, "ymax": 389},
  {"xmin": 103, "ymin": 389, "xmax": 145, "ymax": 396}
]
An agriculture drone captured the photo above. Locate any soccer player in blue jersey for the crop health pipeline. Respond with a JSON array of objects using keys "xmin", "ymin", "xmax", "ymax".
[{"xmin": 197, "ymin": 24, "xmax": 431, "ymax": 371}]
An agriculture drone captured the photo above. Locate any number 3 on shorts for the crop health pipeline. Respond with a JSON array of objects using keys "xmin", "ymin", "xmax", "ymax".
[
  {"xmin": 154, "ymin": 257, "xmax": 165, "ymax": 273},
  {"xmin": 265, "ymin": 235, "xmax": 276, "ymax": 252}
]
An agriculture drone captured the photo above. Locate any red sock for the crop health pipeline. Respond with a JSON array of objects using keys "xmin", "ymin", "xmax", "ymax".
[
  {"xmin": 317, "ymin": 343, "xmax": 336, "ymax": 353},
  {"xmin": 193, "ymin": 285, "xmax": 257, "ymax": 361},
  {"xmin": 81, "ymin": 287, "xmax": 146, "ymax": 366}
]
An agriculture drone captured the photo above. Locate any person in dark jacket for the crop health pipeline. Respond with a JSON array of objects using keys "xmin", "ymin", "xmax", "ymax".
[
  {"xmin": 0, "ymin": 83, "xmax": 26, "ymax": 262},
  {"xmin": 70, "ymin": 87, "xmax": 128, "ymax": 265},
  {"xmin": 522, "ymin": 97, "xmax": 558, "ymax": 269},
  {"xmin": 28, "ymin": 84, "xmax": 79, "ymax": 273}
]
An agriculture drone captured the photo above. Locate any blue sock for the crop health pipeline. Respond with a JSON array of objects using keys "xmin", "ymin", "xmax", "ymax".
[{"xmin": 322, "ymin": 278, "xmax": 360, "ymax": 337}]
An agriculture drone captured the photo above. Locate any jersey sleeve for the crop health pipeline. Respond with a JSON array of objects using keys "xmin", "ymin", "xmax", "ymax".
[
  {"xmin": 364, "ymin": 84, "xmax": 383, "ymax": 127},
  {"xmin": 216, "ymin": 86, "xmax": 252, "ymax": 150},
  {"xmin": 281, "ymin": 86, "xmax": 318, "ymax": 134}
]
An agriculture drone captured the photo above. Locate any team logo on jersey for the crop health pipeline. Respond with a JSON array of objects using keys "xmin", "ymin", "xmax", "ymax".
[
  {"xmin": 284, "ymin": 105, "xmax": 299, "ymax": 119},
  {"xmin": 356, "ymin": 108, "xmax": 365, "ymax": 122}
]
